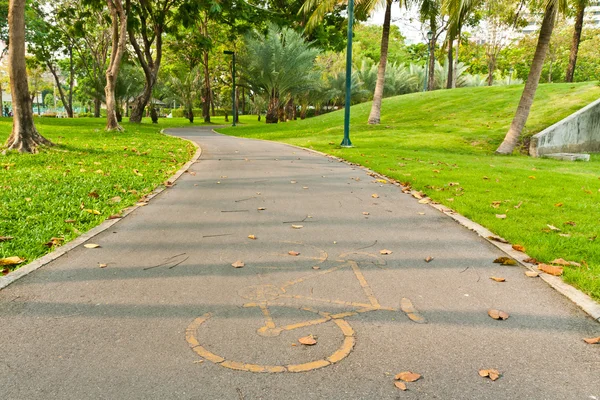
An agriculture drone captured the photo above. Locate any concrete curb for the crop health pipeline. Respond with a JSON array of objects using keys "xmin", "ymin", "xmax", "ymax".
[
  {"xmin": 0, "ymin": 132, "xmax": 202, "ymax": 291},
  {"xmin": 213, "ymin": 129, "xmax": 600, "ymax": 323}
]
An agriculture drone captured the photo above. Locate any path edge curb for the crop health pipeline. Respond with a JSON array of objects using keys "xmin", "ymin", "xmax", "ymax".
[
  {"xmin": 213, "ymin": 129, "xmax": 600, "ymax": 323},
  {"xmin": 0, "ymin": 131, "xmax": 202, "ymax": 291}
]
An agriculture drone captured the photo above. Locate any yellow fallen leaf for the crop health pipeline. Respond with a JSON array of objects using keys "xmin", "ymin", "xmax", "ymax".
[
  {"xmin": 288, "ymin": 251, "xmax": 300, "ymax": 256},
  {"xmin": 583, "ymin": 336, "xmax": 600, "ymax": 344},
  {"xmin": 488, "ymin": 309, "xmax": 509, "ymax": 320},
  {"xmin": 490, "ymin": 277, "xmax": 506, "ymax": 282},
  {"xmin": 538, "ymin": 263, "xmax": 563, "ymax": 276},
  {"xmin": 496, "ymin": 214, "xmax": 507, "ymax": 219},
  {"xmin": 525, "ymin": 271, "xmax": 539, "ymax": 277},
  {"xmin": 418, "ymin": 199, "xmax": 430, "ymax": 204},
  {"xmin": 248, "ymin": 235, "xmax": 257, "ymax": 240},
  {"xmin": 362, "ymin": 212, "xmax": 370, "ymax": 215},
  {"xmin": 298, "ymin": 335, "xmax": 317, "ymax": 346},
  {"xmin": 0, "ymin": 256, "xmax": 25, "ymax": 266},
  {"xmin": 479, "ymin": 369, "xmax": 501, "ymax": 381},
  {"xmin": 84, "ymin": 244, "xmax": 100, "ymax": 249},
  {"xmin": 394, "ymin": 381, "xmax": 407, "ymax": 391},
  {"xmin": 231, "ymin": 260, "xmax": 245, "ymax": 268},
  {"xmin": 291, "ymin": 225, "xmax": 303, "ymax": 229},
  {"xmin": 424, "ymin": 256, "xmax": 433, "ymax": 263},
  {"xmin": 99, "ymin": 263, "xmax": 107, "ymax": 268},
  {"xmin": 380, "ymin": 249, "xmax": 393, "ymax": 255},
  {"xmin": 512, "ymin": 244, "xmax": 525, "ymax": 252},
  {"xmin": 372, "ymin": 194, "xmax": 379, "ymax": 198}
]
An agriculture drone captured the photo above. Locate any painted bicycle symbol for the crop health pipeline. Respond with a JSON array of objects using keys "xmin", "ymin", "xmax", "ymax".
[{"xmin": 185, "ymin": 251, "xmax": 425, "ymax": 373}]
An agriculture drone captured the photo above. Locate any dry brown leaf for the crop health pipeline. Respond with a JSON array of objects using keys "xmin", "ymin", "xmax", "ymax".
[
  {"xmin": 538, "ymin": 263, "xmax": 563, "ymax": 276},
  {"xmin": 418, "ymin": 199, "xmax": 431, "ymax": 204},
  {"xmin": 491, "ymin": 201, "xmax": 502, "ymax": 208},
  {"xmin": 554, "ymin": 202, "xmax": 563, "ymax": 207},
  {"xmin": 487, "ymin": 236, "xmax": 509, "ymax": 244},
  {"xmin": 288, "ymin": 251, "xmax": 300, "ymax": 256},
  {"xmin": 488, "ymin": 309, "xmax": 509, "ymax": 320},
  {"xmin": 564, "ymin": 221, "xmax": 576, "ymax": 226},
  {"xmin": 479, "ymin": 369, "xmax": 501, "ymax": 381},
  {"xmin": 0, "ymin": 256, "xmax": 25, "ymax": 266},
  {"xmin": 362, "ymin": 212, "xmax": 370, "ymax": 215},
  {"xmin": 257, "ymin": 207, "xmax": 266, "ymax": 211},
  {"xmin": 512, "ymin": 244, "xmax": 525, "ymax": 252},
  {"xmin": 394, "ymin": 371, "xmax": 421, "ymax": 382},
  {"xmin": 84, "ymin": 244, "xmax": 100, "ymax": 249},
  {"xmin": 514, "ymin": 201, "xmax": 523, "ymax": 209},
  {"xmin": 248, "ymin": 235, "xmax": 257, "ymax": 240},
  {"xmin": 523, "ymin": 257, "xmax": 538, "ymax": 264},
  {"xmin": 291, "ymin": 225, "xmax": 303, "ymax": 229},
  {"xmin": 44, "ymin": 237, "xmax": 64, "ymax": 248},
  {"xmin": 394, "ymin": 382, "xmax": 407, "ymax": 391},
  {"xmin": 493, "ymin": 257, "xmax": 517, "ymax": 266},
  {"xmin": 0, "ymin": 236, "xmax": 14, "ymax": 242},
  {"xmin": 583, "ymin": 337, "xmax": 600, "ymax": 344},
  {"xmin": 424, "ymin": 256, "xmax": 433, "ymax": 263},
  {"xmin": 231, "ymin": 260, "xmax": 245, "ymax": 268},
  {"xmin": 372, "ymin": 194, "xmax": 379, "ymax": 198},
  {"xmin": 496, "ymin": 214, "xmax": 507, "ymax": 219},
  {"xmin": 298, "ymin": 335, "xmax": 317, "ymax": 346},
  {"xmin": 550, "ymin": 258, "xmax": 570, "ymax": 266},
  {"xmin": 88, "ymin": 191, "xmax": 99, "ymax": 198},
  {"xmin": 490, "ymin": 277, "xmax": 506, "ymax": 282},
  {"xmin": 525, "ymin": 271, "xmax": 540, "ymax": 277},
  {"xmin": 99, "ymin": 263, "xmax": 108, "ymax": 268},
  {"xmin": 380, "ymin": 249, "xmax": 393, "ymax": 255},
  {"xmin": 107, "ymin": 215, "xmax": 122, "ymax": 220},
  {"xmin": 312, "ymin": 266, "xmax": 320, "ymax": 270}
]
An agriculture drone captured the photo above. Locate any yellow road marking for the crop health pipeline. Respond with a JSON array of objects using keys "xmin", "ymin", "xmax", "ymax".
[
  {"xmin": 400, "ymin": 297, "xmax": 427, "ymax": 324},
  {"xmin": 349, "ymin": 260, "xmax": 381, "ymax": 308},
  {"xmin": 259, "ymin": 303, "xmax": 276, "ymax": 329},
  {"xmin": 327, "ymin": 336, "xmax": 355, "ymax": 364},
  {"xmin": 287, "ymin": 359, "xmax": 331, "ymax": 373},
  {"xmin": 278, "ymin": 294, "xmax": 372, "ymax": 309},
  {"xmin": 280, "ymin": 265, "xmax": 345, "ymax": 290}
]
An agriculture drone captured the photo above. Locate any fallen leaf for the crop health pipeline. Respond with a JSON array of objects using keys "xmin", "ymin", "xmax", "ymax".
[
  {"xmin": 559, "ymin": 233, "xmax": 571, "ymax": 238},
  {"xmin": 44, "ymin": 237, "xmax": 64, "ymax": 248},
  {"xmin": 538, "ymin": 263, "xmax": 563, "ymax": 276},
  {"xmin": 88, "ymin": 191, "xmax": 99, "ymax": 198},
  {"xmin": 493, "ymin": 257, "xmax": 517, "ymax": 266},
  {"xmin": 291, "ymin": 225, "xmax": 303, "ymax": 229},
  {"xmin": 0, "ymin": 236, "xmax": 14, "ymax": 242},
  {"xmin": 514, "ymin": 201, "xmax": 523, "ymax": 209},
  {"xmin": 529, "ymin": 176, "xmax": 536, "ymax": 179},
  {"xmin": 372, "ymin": 194, "xmax": 379, "ymax": 198},
  {"xmin": 564, "ymin": 221, "xmax": 576, "ymax": 226},
  {"xmin": 583, "ymin": 337, "xmax": 600, "ymax": 344},
  {"xmin": 110, "ymin": 196, "xmax": 122, "ymax": 203},
  {"xmin": 298, "ymin": 335, "xmax": 317, "ymax": 346},
  {"xmin": 290, "ymin": 180, "xmax": 297, "ymax": 184},
  {"xmin": 99, "ymin": 263, "xmax": 108, "ymax": 268},
  {"xmin": 312, "ymin": 266, "xmax": 320, "ymax": 270},
  {"xmin": 380, "ymin": 249, "xmax": 393, "ymax": 255},
  {"xmin": 394, "ymin": 371, "xmax": 421, "ymax": 382},
  {"xmin": 133, "ymin": 169, "xmax": 143, "ymax": 176},
  {"xmin": 496, "ymin": 214, "xmax": 507, "ymax": 219},
  {"xmin": 231, "ymin": 260, "xmax": 245, "ymax": 268},
  {"xmin": 491, "ymin": 201, "xmax": 502, "ymax": 208},
  {"xmin": 523, "ymin": 257, "xmax": 538, "ymax": 264},
  {"xmin": 376, "ymin": 179, "xmax": 388, "ymax": 184},
  {"xmin": 448, "ymin": 182, "xmax": 460, "ymax": 186},
  {"xmin": 525, "ymin": 271, "xmax": 540, "ymax": 277},
  {"xmin": 362, "ymin": 212, "xmax": 370, "ymax": 215},
  {"xmin": 547, "ymin": 224, "xmax": 561, "ymax": 232},
  {"xmin": 394, "ymin": 382, "xmax": 407, "ymax": 391},
  {"xmin": 0, "ymin": 256, "xmax": 25, "ymax": 266},
  {"xmin": 1, "ymin": 268, "xmax": 8, "ymax": 275},
  {"xmin": 84, "ymin": 244, "xmax": 100, "ymax": 249},
  {"xmin": 107, "ymin": 215, "xmax": 122, "ymax": 220},
  {"xmin": 164, "ymin": 181, "xmax": 174, "ymax": 188},
  {"xmin": 424, "ymin": 256, "xmax": 433, "ymax": 263},
  {"xmin": 248, "ymin": 235, "xmax": 257, "ymax": 240},
  {"xmin": 490, "ymin": 277, "xmax": 506, "ymax": 282},
  {"xmin": 303, "ymin": 186, "xmax": 309, "ymax": 189},
  {"xmin": 512, "ymin": 244, "xmax": 525, "ymax": 252},
  {"xmin": 488, "ymin": 236, "xmax": 509, "ymax": 244},
  {"xmin": 555, "ymin": 202, "xmax": 563, "ymax": 207},
  {"xmin": 288, "ymin": 251, "xmax": 300, "ymax": 256},
  {"xmin": 418, "ymin": 199, "xmax": 430, "ymax": 204},
  {"xmin": 479, "ymin": 369, "xmax": 501, "ymax": 381},
  {"xmin": 550, "ymin": 258, "xmax": 570, "ymax": 266},
  {"xmin": 488, "ymin": 309, "xmax": 509, "ymax": 320},
  {"xmin": 257, "ymin": 207, "xmax": 266, "ymax": 211}
]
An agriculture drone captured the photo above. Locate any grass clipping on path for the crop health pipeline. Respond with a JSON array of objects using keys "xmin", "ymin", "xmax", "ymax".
[
  {"xmin": 218, "ymin": 83, "xmax": 600, "ymax": 301},
  {"xmin": 0, "ymin": 118, "xmax": 197, "ymax": 271}
]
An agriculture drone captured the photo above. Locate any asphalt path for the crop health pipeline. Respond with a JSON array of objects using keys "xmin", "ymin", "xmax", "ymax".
[{"xmin": 1, "ymin": 126, "xmax": 598, "ymax": 399}]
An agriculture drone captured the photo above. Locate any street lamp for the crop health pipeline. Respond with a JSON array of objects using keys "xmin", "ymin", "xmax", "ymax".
[
  {"xmin": 508, "ymin": 67, "xmax": 514, "ymax": 85},
  {"xmin": 223, "ymin": 50, "xmax": 236, "ymax": 127},
  {"xmin": 341, "ymin": 0, "xmax": 355, "ymax": 148},
  {"xmin": 423, "ymin": 30, "xmax": 433, "ymax": 92}
]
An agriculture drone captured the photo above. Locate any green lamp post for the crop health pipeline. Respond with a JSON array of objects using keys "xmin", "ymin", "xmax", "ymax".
[
  {"xmin": 341, "ymin": 0, "xmax": 355, "ymax": 148},
  {"xmin": 224, "ymin": 50, "xmax": 236, "ymax": 127}
]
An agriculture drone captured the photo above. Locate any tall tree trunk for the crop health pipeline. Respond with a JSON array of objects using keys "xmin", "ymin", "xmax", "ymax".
[
  {"xmin": 446, "ymin": 35, "xmax": 454, "ymax": 89},
  {"xmin": 487, "ymin": 54, "xmax": 496, "ymax": 86},
  {"xmin": 0, "ymin": 82, "xmax": 3, "ymax": 116},
  {"xmin": 47, "ymin": 62, "xmax": 73, "ymax": 117},
  {"xmin": 565, "ymin": 2, "xmax": 585, "ymax": 83},
  {"xmin": 4, "ymin": 0, "xmax": 52, "ymax": 153},
  {"xmin": 69, "ymin": 47, "xmax": 74, "ymax": 116},
  {"xmin": 453, "ymin": 29, "xmax": 460, "ymax": 88},
  {"xmin": 202, "ymin": 50, "xmax": 211, "ymax": 123},
  {"xmin": 367, "ymin": 0, "xmax": 392, "ymax": 125},
  {"xmin": 105, "ymin": 0, "xmax": 128, "ymax": 131},
  {"xmin": 94, "ymin": 97, "xmax": 101, "ymax": 117},
  {"xmin": 266, "ymin": 93, "xmax": 279, "ymax": 124},
  {"xmin": 496, "ymin": 3, "xmax": 557, "ymax": 155}
]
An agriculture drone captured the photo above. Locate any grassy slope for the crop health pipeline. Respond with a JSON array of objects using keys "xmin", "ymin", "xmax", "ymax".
[
  {"xmin": 218, "ymin": 83, "xmax": 600, "ymax": 300},
  {"xmin": 0, "ymin": 117, "xmax": 227, "ymax": 269}
]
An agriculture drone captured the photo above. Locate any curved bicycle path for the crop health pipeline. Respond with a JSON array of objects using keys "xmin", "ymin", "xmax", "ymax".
[{"xmin": 0, "ymin": 126, "xmax": 598, "ymax": 399}]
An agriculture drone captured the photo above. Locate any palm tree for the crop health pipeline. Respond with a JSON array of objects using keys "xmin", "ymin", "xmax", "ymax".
[
  {"xmin": 565, "ymin": 0, "xmax": 588, "ymax": 82},
  {"xmin": 301, "ymin": 0, "xmax": 409, "ymax": 125},
  {"xmin": 4, "ymin": 0, "xmax": 52, "ymax": 153},
  {"xmin": 240, "ymin": 24, "xmax": 320, "ymax": 123},
  {"xmin": 495, "ymin": 0, "xmax": 564, "ymax": 154}
]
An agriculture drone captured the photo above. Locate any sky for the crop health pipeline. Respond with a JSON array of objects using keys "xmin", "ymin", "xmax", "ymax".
[{"xmin": 367, "ymin": 4, "xmax": 427, "ymax": 45}]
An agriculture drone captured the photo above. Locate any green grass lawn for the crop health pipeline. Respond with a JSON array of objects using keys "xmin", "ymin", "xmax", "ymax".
[
  {"xmin": 0, "ymin": 116, "xmax": 225, "ymax": 272},
  {"xmin": 218, "ymin": 82, "xmax": 600, "ymax": 301}
]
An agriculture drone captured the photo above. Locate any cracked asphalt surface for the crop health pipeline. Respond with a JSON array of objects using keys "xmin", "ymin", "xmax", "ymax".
[{"xmin": 1, "ymin": 126, "xmax": 598, "ymax": 399}]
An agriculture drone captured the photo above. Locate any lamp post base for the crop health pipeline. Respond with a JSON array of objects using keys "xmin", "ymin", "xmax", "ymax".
[{"xmin": 340, "ymin": 138, "xmax": 353, "ymax": 148}]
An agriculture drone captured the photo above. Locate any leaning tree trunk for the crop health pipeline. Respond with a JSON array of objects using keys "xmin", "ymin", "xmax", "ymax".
[
  {"xmin": 104, "ymin": 0, "xmax": 128, "ymax": 132},
  {"xmin": 487, "ymin": 53, "xmax": 496, "ymax": 86},
  {"xmin": 202, "ymin": 51, "xmax": 211, "ymax": 123},
  {"xmin": 94, "ymin": 97, "xmax": 101, "ymax": 118},
  {"xmin": 565, "ymin": 2, "xmax": 586, "ymax": 83},
  {"xmin": 367, "ymin": 0, "xmax": 392, "ymax": 125},
  {"xmin": 446, "ymin": 36, "xmax": 453, "ymax": 89},
  {"xmin": 4, "ymin": 0, "xmax": 52, "ymax": 153},
  {"xmin": 496, "ymin": 3, "xmax": 557, "ymax": 155},
  {"xmin": 266, "ymin": 94, "xmax": 279, "ymax": 124}
]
